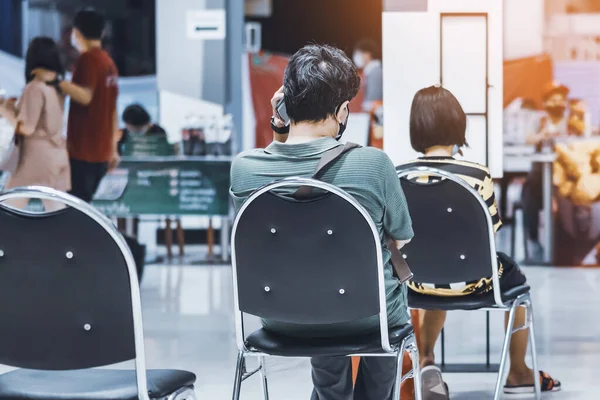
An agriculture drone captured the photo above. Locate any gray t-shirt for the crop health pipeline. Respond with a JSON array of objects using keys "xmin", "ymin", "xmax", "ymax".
[{"xmin": 230, "ymin": 137, "xmax": 413, "ymax": 337}]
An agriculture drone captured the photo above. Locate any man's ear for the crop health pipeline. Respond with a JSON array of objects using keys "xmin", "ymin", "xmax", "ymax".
[{"xmin": 336, "ymin": 101, "xmax": 350, "ymax": 123}]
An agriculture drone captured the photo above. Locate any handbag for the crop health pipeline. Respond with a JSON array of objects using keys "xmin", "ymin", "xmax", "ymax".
[{"xmin": 293, "ymin": 142, "xmax": 414, "ymax": 283}]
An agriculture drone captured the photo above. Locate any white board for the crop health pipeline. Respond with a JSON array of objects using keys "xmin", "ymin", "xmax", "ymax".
[{"xmin": 441, "ymin": 16, "xmax": 487, "ymax": 114}]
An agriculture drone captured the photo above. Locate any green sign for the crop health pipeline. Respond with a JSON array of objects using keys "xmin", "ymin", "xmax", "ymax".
[
  {"xmin": 92, "ymin": 157, "xmax": 231, "ymax": 216},
  {"xmin": 121, "ymin": 135, "xmax": 175, "ymax": 157}
]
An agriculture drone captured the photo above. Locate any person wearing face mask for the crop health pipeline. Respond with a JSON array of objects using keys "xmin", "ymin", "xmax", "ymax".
[
  {"xmin": 526, "ymin": 82, "xmax": 570, "ymax": 149},
  {"xmin": 522, "ymin": 82, "xmax": 571, "ymax": 260},
  {"xmin": 399, "ymin": 86, "xmax": 561, "ymax": 398},
  {"xmin": 33, "ymin": 8, "xmax": 119, "ymax": 203},
  {"xmin": 353, "ymin": 39, "xmax": 383, "ymax": 112},
  {"xmin": 231, "ymin": 44, "xmax": 414, "ymax": 400}
]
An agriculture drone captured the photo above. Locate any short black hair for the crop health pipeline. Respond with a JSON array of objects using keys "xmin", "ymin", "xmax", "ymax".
[
  {"xmin": 284, "ymin": 44, "xmax": 360, "ymax": 123},
  {"xmin": 122, "ymin": 104, "xmax": 151, "ymax": 127},
  {"xmin": 355, "ymin": 39, "xmax": 378, "ymax": 57},
  {"xmin": 409, "ymin": 86, "xmax": 468, "ymax": 153},
  {"xmin": 25, "ymin": 37, "xmax": 65, "ymax": 84},
  {"xmin": 73, "ymin": 8, "xmax": 105, "ymax": 40}
]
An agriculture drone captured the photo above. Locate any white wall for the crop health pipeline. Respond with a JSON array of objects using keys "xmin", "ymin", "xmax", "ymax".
[
  {"xmin": 159, "ymin": 90, "xmax": 223, "ymax": 143},
  {"xmin": 504, "ymin": 0, "xmax": 544, "ymax": 60},
  {"xmin": 156, "ymin": 0, "xmax": 227, "ymax": 104},
  {"xmin": 383, "ymin": 0, "xmax": 504, "ymax": 177},
  {"xmin": 0, "ymin": 50, "xmax": 25, "ymax": 97}
]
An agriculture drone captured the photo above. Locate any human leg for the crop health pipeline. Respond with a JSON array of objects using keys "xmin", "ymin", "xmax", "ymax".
[
  {"xmin": 496, "ymin": 253, "xmax": 561, "ymax": 392},
  {"xmin": 68, "ymin": 158, "xmax": 108, "ymax": 202},
  {"xmin": 310, "ymin": 357, "xmax": 353, "ymax": 400},
  {"xmin": 353, "ymin": 356, "xmax": 398, "ymax": 400},
  {"xmin": 68, "ymin": 158, "xmax": 95, "ymax": 202},
  {"xmin": 419, "ymin": 310, "xmax": 447, "ymax": 368}
]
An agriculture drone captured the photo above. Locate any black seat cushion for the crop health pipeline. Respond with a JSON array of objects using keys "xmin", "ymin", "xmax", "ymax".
[
  {"xmin": 245, "ymin": 324, "xmax": 414, "ymax": 357},
  {"xmin": 0, "ymin": 369, "xmax": 196, "ymax": 400},
  {"xmin": 408, "ymin": 285, "xmax": 531, "ymax": 311}
]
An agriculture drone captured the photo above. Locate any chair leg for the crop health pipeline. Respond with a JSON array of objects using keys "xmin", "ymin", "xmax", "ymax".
[
  {"xmin": 393, "ymin": 342, "xmax": 406, "ymax": 400},
  {"xmin": 526, "ymin": 297, "xmax": 542, "ymax": 400},
  {"xmin": 408, "ymin": 337, "xmax": 423, "ymax": 400},
  {"xmin": 510, "ymin": 214, "xmax": 517, "ymax": 259},
  {"xmin": 493, "ymin": 302, "xmax": 519, "ymax": 400},
  {"xmin": 232, "ymin": 351, "xmax": 244, "ymax": 400},
  {"xmin": 259, "ymin": 356, "xmax": 270, "ymax": 400}
]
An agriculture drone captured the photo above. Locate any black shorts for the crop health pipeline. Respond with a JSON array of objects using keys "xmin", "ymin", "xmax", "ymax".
[{"xmin": 496, "ymin": 251, "xmax": 528, "ymax": 292}]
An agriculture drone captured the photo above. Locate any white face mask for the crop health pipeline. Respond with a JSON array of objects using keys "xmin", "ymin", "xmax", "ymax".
[
  {"xmin": 71, "ymin": 32, "xmax": 80, "ymax": 52},
  {"xmin": 353, "ymin": 52, "xmax": 366, "ymax": 69},
  {"xmin": 452, "ymin": 145, "xmax": 461, "ymax": 157}
]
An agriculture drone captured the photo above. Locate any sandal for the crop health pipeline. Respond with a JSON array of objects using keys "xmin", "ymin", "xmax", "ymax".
[{"xmin": 504, "ymin": 370, "xmax": 561, "ymax": 394}]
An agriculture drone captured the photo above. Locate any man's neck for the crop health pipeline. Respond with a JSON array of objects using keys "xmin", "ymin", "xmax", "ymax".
[
  {"xmin": 285, "ymin": 121, "xmax": 337, "ymax": 144},
  {"xmin": 81, "ymin": 40, "xmax": 102, "ymax": 53}
]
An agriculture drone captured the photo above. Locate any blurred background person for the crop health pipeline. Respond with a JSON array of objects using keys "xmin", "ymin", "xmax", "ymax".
[
  {"xmin": 120, "ymin": 103, "xmax": 167, "ymax": 147},
  {"xmin": 526, "ymin": 82, "xmax": 570, "ymax": 149},
  {"xmin": 401, "ymin": 85, "xmax": 561, "ymax": 397},
  {"xmin": 0, "ymin": 37, "xmax": 69, "ymax": 210},
  {"xmin": 353, "ymin": 38, "xmax": 383, "ymax": 113},
  {"xmin": 522, "ymin": 81, "xmax": 570, "ymax": 260},
  {"xmin": 65, "ymin": 8, "xmax": 119, "ymax": 202},
  {"xmin": 32, "ymin": 8, "xmax": 120, "ymax": 202}
]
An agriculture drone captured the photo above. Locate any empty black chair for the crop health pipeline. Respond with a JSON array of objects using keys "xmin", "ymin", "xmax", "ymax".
[
  {"xmin": 0, "ymin": 186, "xmax": 196, "ymax": 400},
  {"xmin": 396, "ymin": 166, "xmax": 541, "ymax": 400},
  {"xmin": 231, "ymin": 177, "xmax": 422, "ymax": 400}
]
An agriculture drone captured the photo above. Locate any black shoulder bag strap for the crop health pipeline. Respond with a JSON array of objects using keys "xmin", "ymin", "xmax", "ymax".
[{"xmin": 293, "ymin": 142, "xmax": 413, "ymax": 284}]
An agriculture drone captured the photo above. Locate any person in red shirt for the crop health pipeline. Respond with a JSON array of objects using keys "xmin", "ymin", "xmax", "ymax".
[{"xmin": 37, "ymin": 8, "xmax": 120, "ymax": 202}]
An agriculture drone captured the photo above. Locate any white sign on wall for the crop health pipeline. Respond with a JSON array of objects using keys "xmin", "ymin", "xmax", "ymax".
[{"xmin": 186, "ymin": 10, "xmax": 227, "ymax": 40}]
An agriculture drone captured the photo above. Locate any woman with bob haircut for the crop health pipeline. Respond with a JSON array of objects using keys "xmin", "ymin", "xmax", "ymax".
[
  {"xmin": 398, "ymin": 85, "xmax": 560, "ymax": 398},
  {"xmin": 0, "ymin": 37, "xmax": 69, "ymax": 209}
]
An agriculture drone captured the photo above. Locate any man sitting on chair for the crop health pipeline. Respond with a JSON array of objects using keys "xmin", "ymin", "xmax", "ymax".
[
  {"xmin": 399, "ymin": 86, "xmax": 561, "ymax": 398},
  {"xmin": 230, "ymin": 44, "xmax": 414, "ymax": 400}
]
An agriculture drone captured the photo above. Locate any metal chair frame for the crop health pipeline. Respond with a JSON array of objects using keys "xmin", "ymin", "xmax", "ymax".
[
  {"xmin": 230, "ymin": 178, "xmax": 422, "ymax": 400},
  {"xmin": 397, "ymin": 167, "xmax": 541, "ymax": 400},
  {"xmin": 0, "ymin": 186, "xmax": 196, "ymax": 400}
]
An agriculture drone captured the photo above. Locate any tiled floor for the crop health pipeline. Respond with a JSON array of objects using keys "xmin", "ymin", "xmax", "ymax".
[{"xmin": 138, "ymin": 261, "xmax": 600, "ymax": 399}]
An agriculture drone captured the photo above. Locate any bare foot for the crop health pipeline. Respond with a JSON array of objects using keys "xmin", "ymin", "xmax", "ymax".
[
  {"xmin": 506, "ymin": 368, "xmax": 560, "ymax": 390},
  {"xmin": 506, "ymin": 368, "xmax": 535, "ymax": 386}
]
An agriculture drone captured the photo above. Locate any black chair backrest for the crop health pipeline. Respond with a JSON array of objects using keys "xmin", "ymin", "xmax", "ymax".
[
  {"xmin": 0, "ymin": 188, "xmax": 140, "ymax": 371},
  {"xmin": 397, "ymin": 167, "xmax": 497, "ymax": 285},
  {"xmin": 232, "ymin": 179, "xmax": 385, "ymax": 326}
]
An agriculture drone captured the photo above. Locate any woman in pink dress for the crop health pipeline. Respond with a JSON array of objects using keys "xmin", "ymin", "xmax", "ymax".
[{"xmin": 0, "ymin": 37, "xmax": 70, "ymax": 210}]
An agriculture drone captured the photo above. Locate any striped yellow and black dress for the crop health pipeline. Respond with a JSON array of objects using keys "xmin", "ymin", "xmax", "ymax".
[{"xmin": 399, "ymin": 156, "xmax": 504, "ymax": 297}]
